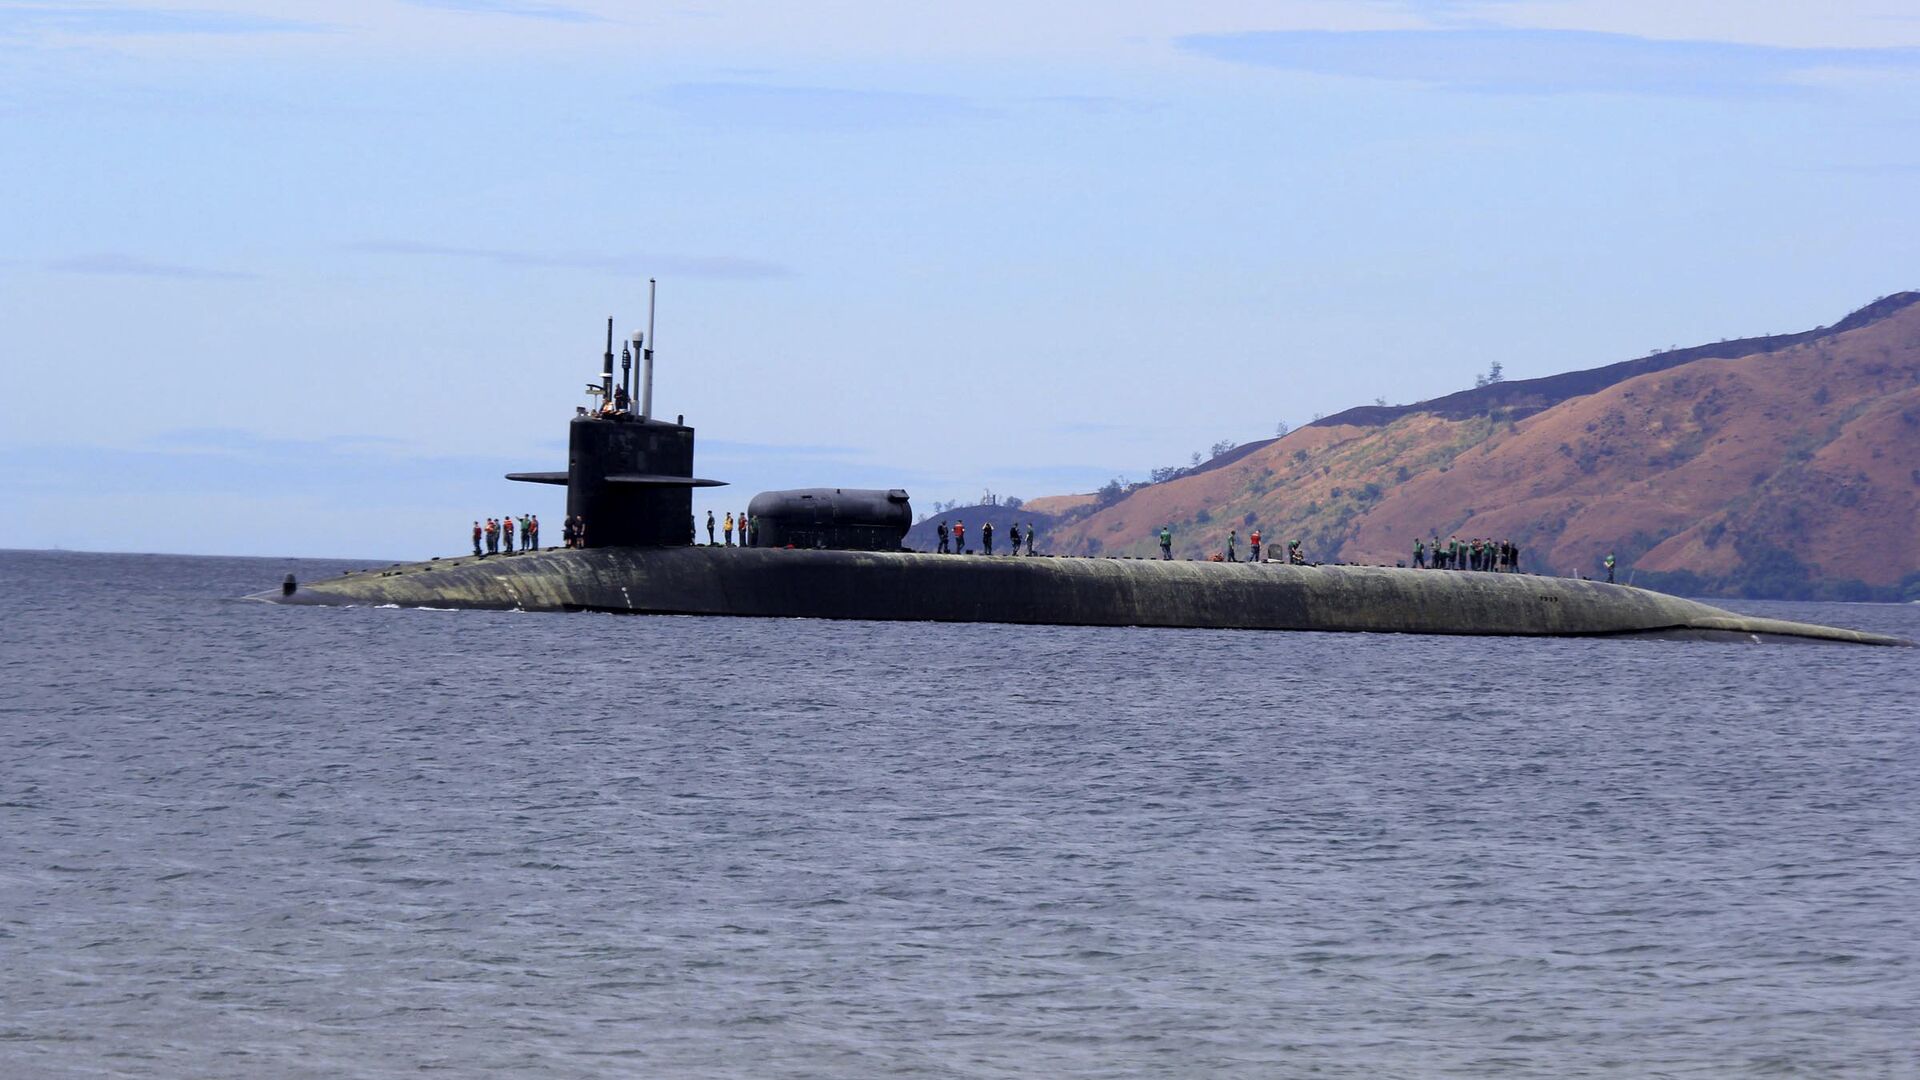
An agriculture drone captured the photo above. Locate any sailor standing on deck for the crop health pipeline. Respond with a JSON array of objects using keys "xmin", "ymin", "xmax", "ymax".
[
  {"xmin": 1605, "ymin": 552, "xmax": 1616, "ymax": 583},
  {"xmin": 472, "ymin": 521, "xmax": 482, "ymax": 557},
  {"xmin": 1008, "ymin": 522, "xmax": 1021, "ymax": 555},
  {"xmin": 529, "ymin": 515, "xmax": 539, "ymax": 551},
  {"xmin": 723, "ymin": 512, "xmax": 734, "ymax": 546},
  {"xmin": 706, "ymin": 510, "xmax": 716, "ymax": 545},
  {"xmin": 937, "ymin": 520, "xmax": 949, "ymax": 554},
  {"xmin": 1159, "ymin": 525, "xmax": 1173, "ymax": 560},
  {"xmin": 954, "ymin": 520, "xmax": 965, "ymax": 553},
  {"xmin": 503, "ymin": 515, "xmax": 515, "ymax": 554},
  {"xmin": 981, "ymin": 521, "xmax": 995, "ymax": 556},
  {"xmin": 1413, "ymin": 537, "xmax": 1425, "ymax": 568},
  {"xmin": 1227, "ymin": 529, "xmax": 1238, "ymax": 562},
  {"xmin": 1025, "ymin": 522, "xmax": 1036, "ymax": 556},
  {"xmin": 1250, "ymin": 529, "xmax": 1261, "ymax": 563}
]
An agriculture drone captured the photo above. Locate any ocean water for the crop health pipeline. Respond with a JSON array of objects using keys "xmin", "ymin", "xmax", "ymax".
[{"xmin": 2, "ymin": 549, "xmax": 1916, "ymax": 1079}]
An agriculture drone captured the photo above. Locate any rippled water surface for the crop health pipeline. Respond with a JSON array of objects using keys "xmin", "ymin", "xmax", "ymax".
[{"xmin": 3, "ymin": 550, "xmax": 1917, "ymax": 1078}]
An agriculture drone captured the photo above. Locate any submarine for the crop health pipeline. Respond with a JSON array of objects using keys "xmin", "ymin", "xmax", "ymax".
[{"xmin": 259, "ymin": 294, "xmax": 1909, "ymax": 647}]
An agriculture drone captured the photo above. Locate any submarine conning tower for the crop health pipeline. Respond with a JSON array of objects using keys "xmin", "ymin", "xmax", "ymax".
[{"xmin": 506, "ymin": 285, "xmax": 725, "ymax": 547}]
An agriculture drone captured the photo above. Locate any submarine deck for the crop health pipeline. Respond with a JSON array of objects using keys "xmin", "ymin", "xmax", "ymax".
[{"xmin": 258, "ymin": 546, "xmax": 1911, "ymax": 646}]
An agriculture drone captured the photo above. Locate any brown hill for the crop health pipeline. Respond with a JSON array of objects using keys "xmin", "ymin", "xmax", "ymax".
[{"xmin": 1039, "ymin": 294, "xmax": 1920, "ymax": 599}]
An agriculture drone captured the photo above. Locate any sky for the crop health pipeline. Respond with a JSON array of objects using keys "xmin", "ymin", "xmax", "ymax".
[{"xmin": 2, "ymin": 0, "xmax": 1918, "ymax": 558}]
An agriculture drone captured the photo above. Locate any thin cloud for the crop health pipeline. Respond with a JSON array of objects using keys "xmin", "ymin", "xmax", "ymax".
[
  {"xmin": 700, "ymin": 440, "xmax": 867, "ymax": 459},
  {"xmin": 150, "ymin": 428, "xmax": 408, "ymax": 454},
  {"xmin": 0, "ymin": 3, "xmax": 322, "ymax": 37},
  {"xmin": 402, "ymin": 0, "xmax": 603, "ymax": 24},
  {"xmin": 46, "ymin": 253, "xmax": 255, "ymax": 281},
  {"xmin": 656, "ymin": 82, "xmax": 995, "ymax": 130},
  {"xmin": 1025, "ymin": 94, "xmax": 1165, "ymax": 116},
  {"xmin": 651, "ymin": 253, "xmax": 794, "ymax": 280},
  {"xmin": 351, "ymin": 240, "xmax": 792, "ymax": 280},
  {"xmin": 0, "ymin": 435, "xmax": 532, "ymax": 502},
  {"xmin": 1177, "ymin": 29, "xmax": 1920, "ymax": 97},
  {"xmin": 1810, "ymin": 161, "xmax": 1920, "ymax": 175}
]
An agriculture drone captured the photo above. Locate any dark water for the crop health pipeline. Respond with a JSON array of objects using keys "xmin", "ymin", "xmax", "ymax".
[{"xmin": 3, "ymin": 550, "xmax": 1917, "ymax": 1078}]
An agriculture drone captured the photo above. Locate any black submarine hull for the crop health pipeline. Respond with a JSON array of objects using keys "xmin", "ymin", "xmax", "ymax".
[{"xmin": 260, "ymin": 547, "xmax": 1909, "ymax": 645}]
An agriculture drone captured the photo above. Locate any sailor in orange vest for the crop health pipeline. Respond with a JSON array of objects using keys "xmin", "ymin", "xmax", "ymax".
[
  {"xmin": 528, "ymin": 514, "xmax": 539, "ymax": 551},
  {"xmin": 485, "ymin": 517, "xmax": 498, "ymax": 554},
  {"xmin": 502, "ymin": 514, "xmax": 515, "ymax": 554},
  {"xmin": 471, "ymin": 520, "xmax": 482, "ymax": 557},
  {"xmin": 954, "ymin": 520, "xmax": 965, "ymax": 553},
  {"xmin": 1250, "ymin": 529, "xmax": 1261, "ymax": 562}
]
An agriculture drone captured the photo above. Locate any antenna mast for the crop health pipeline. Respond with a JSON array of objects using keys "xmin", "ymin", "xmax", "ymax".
[
  {"xmin": 601, "ymin": 318, "xmax": 615, "ymax": 404},
  {"xmin": 641, "ymin": 278, "xmax": 657, "ymax": 421}
]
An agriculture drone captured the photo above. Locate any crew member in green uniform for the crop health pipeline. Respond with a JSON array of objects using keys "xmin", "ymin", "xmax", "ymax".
[
  {"xmin": 1159, "ymin": 525, "xmax": 1173, "ymax": 560},
  {"xmin": 1413, "ymin": 537, "xmax": 1425, "ymax": 568},
  {"xmin": 1604, "ymin": 552, "xmax": 1616, "ymax": 583}
]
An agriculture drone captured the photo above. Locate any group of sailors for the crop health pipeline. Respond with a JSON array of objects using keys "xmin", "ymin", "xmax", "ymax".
[
  {"xmin": 933, "ymin": 520, "xmax": 1038, "ymax": 556},
  {"xmin": 468, "ymin": 503, "xmax": 1587, "ymax": 579},
  {"xmin": 705, "ymin": 510, "xmax": 754, "ymax": 546},
  {"xmin": 472, "ymin": 515, "xmax": 538, "ymax": 557},
  {"xmin": 469, "ymin": 514, "xmax": 597, "ymax": 556},
  {"xmin": 1412, "ymin": 536, "xmax": 1521, "ymax": 572},
  {"xmin": 1157, "ymin": 526, "xmax": 1305, "ymax": 564},
  {"xmin": 1140, "ymin": 523, "xmax": 1524, "ymax": 572}
]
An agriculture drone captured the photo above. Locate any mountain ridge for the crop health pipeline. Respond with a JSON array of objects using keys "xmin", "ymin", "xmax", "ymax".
[{"xmin": 977, "ymin": 293, "xmax": 1920, "ymax": 600}]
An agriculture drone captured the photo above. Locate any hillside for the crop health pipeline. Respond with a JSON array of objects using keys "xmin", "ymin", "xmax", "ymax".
[{"xmin": 1031, "ymin": 293, "xmax": 1920, "ymax": 600}]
